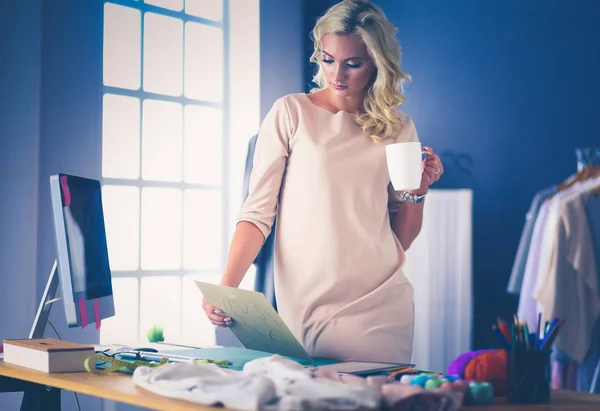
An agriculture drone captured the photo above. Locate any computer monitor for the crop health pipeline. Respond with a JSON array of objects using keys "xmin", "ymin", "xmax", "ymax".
[{"xmin": 30, "ymin": 173, "xmax": 115, "ymax": 338}]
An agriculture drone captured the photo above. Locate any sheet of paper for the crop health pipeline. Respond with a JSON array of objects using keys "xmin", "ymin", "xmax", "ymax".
[
  {"xmin": 195, "ymin": 281, "xmax": 312, "ymax": 361},
  {"xmin": 312, "ymin": 361, "xmax": 414, "ymax": 375}
]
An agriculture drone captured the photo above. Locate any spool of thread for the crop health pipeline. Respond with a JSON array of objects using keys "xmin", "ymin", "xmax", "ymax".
[
  {"xmin": 400, "ymin": 374, "xmax": 418, "ymax": 384},
  {"xmin": 440, "ymin": 382, "xmax": 453, "ymax": 390},
  {"xmin": 410, "ymin": 375, "xmax": 434, "ymax": 387},
  {"xmin": 466, "ymin": 381, "xmax": 494, "ymax": 405},
  {"xmin": 425, "ymin": 378, "xmax": 443, "ymax": 390},
  {"xmin": 443, "ymin": 375, "xmax": 461, "ymax": 382}
]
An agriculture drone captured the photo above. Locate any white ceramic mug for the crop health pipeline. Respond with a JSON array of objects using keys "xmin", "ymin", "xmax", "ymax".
[{"xmin": 385, "ymin": 142, "xmax": 431, "ymax": 191}]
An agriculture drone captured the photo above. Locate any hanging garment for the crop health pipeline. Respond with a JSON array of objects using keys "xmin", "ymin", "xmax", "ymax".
[
  {"xmin": 578, "ymin": 194, "xmax": 600, "ymax": 392},
  {"xmin": 507, "ymin": 186, "xmax": 556, "ymax": 295},
  {"xmin": 517, "ymin": 200, "xmax": 552, "ymax": 326},
  {"xmin": 535, "ymin": 183, "xmax": 600, "ymax": 363}
]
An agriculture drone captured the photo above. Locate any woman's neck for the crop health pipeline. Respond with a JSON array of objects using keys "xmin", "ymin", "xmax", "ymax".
[{"xmin": 326, "ymin": 89, "xmax": 365, "ymax": 114}]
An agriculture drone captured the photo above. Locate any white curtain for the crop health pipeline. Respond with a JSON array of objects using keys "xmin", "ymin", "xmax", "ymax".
[{"xmin": 404, "ymin": 189, "xmax": 473, "ymax": 373}]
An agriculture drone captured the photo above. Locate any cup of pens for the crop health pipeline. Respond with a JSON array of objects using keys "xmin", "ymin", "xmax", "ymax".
[{"xmin": 494, "ymin": 314, "xmax": 564, "ymax": 404}]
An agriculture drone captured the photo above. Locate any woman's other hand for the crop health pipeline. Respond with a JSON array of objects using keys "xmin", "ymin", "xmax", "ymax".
[{"xmin": 420, "ymin": 146, "xmax": 444, "ymax": 187}]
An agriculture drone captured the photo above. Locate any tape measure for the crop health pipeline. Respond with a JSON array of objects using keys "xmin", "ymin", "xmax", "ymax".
[{"xmin": 84, "ymin": 353, "xmax": 232, "ymax": 375}]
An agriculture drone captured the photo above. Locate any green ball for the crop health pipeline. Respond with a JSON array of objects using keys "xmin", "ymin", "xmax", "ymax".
[
  {"xmin": 425, "ymin": 378, "xmax": 443, "ymax": 390},
  {"xmin": 147, "ymin": 324, "xmax": 165, "ymax": 342}
]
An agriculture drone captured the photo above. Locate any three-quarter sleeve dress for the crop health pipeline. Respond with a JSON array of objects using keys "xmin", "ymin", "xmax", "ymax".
[{"xmin": 238, "ymin": 93, "xmax": 419, "ymax": 363}]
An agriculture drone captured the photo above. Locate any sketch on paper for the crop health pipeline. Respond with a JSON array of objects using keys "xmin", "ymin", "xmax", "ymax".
[
  {"xmin": 194, "ymin": 280, "xmax": 313, "ymax": 361},
  {"xmin": 222, "ymin": 299, "xmax": 278, "ymax": 341}
]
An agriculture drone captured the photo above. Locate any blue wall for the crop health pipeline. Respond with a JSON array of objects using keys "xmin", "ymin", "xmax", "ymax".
[
  {"xmin": 0, "ymin": 0, "xmax": 42, "ymax": 408},
  {"xmin": 260, "ymin": 0, "xmax": 305, "ymax": 117},
  {"xmin": 368, "ymin": 0, "xmax": 600, "ymax": 349},
  {"xmin": 1, "ymin": 0, "xmax": 109, "ymax": 409}
]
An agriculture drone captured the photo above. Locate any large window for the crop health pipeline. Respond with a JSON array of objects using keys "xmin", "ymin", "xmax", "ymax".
[{"xmin": 100, "ymin": 0, "xmax": 259, "ymax": 347}]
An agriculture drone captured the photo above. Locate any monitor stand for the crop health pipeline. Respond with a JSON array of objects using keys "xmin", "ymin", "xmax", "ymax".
[{"xmin": 29, "ymin": 259, "xmax": 60, "ymax": 339}]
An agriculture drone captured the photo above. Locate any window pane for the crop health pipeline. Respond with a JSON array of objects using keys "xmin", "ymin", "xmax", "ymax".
[
  {"xmin": 184, "ymin": 23, "xmax": 222, "ymax": 102},
  {"xmin": 142, "ymin": 99, "xmax": 182, "ymax": 182},
  {"xmin": 100, "ymin": 278, "xmax": 140, "ymax": 345},
  {"xmin": 140, "ymin": 276, "xmax": 182, "ymax": 343},
  {"xmin": 145, "ymin": 0, "xmax": 183, "ymax": 11},
  {"xmin": 185, "ymin": 0, "xmax": 222, "ymax": 21},
  {"xmin": 141, "ymin": 187, "xmax": 182, "ymax": 269},
  {"xmin": 103, "ymin": 3, "xmax": 141, "ymax": 89},
  {"xmin": 239, "ymin": 264, "xmax": 256, "ymax": 292},
  {"xmin": 102, "ymin": 94, "xmax": 140, "ymax": 179},
  {"xmin": 143, "ymin": 12, "xmax": 183, "ymax": 96},
  {"xmin": 182, "ymin": 274, "xmax": 220, "ymax": 347},
  {"xmin": 184, "ymin": 105, "xmax": 222, "ymax": 184},
  {"xmin": 102, "ymin": 185, "xmax": 140, "ymax": 271},
  {"xmin": 183, "ymin": 190, "xmax": 221, "ymax": 269}
]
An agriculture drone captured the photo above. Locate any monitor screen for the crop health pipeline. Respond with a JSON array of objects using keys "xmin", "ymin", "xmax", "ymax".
[
  {"xmin": 50, "ymin": 173, "xmax": 115, "ymax": 327},
  {"xmin": 59, "ymin": 174, "xmax": 113, "ymax": 300}
]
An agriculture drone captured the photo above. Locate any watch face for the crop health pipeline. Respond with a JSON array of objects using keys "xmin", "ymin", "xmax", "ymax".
[{"xmin": 414, "ymin": 194, "xmax": 426, "ymax": 204}]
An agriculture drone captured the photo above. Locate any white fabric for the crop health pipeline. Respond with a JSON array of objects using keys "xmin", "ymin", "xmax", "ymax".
[
  {"xmin": 403, "ymin": 189, "xmax": 473, "ymax": 373},
  {"xmin": 533, "ymin": 178, "xmax": 600, "ymax": 304},
  {"xmin": 133, "ymin": 355, "xmax": 381, "ymax": 411},
  {"xmin": 537, "ymin": 191, "xmax": 600, "ymax": 363},
  {"xmin": 516, "ymin": 177, "xmax": 600, "ymax": 363},
  {"xmin": 517, "ymin": 201, "xmax": 551, "ymax": 325}
]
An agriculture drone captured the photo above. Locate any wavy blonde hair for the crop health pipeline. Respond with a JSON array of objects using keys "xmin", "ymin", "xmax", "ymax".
[{"xmin": 310, "ymin": 0, "xmax": 410, "ymax": 143}]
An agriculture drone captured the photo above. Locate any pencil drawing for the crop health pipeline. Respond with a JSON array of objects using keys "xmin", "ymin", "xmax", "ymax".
[{"xmin": 223, "ymin": 299, "xmax": 279, "ymax": 341}]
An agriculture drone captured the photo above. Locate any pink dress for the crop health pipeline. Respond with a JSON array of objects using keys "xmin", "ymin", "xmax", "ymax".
[{"xmin": 238, "ymin": 93, "xmax": 418, "ymax": 363}]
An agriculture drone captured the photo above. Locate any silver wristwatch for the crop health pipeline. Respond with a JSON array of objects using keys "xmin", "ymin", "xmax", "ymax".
[{"xmin": 400, "ymin": 190, "xmax": 427, "ymax": 204}]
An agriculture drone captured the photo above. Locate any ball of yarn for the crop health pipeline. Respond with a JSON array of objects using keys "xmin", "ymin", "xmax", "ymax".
[
  {"xmin": 448, "ymin": 349, "xmax": 496, "ymax": 377},
  {"xmin": 425, "ymin": 379, "xmax": 443, "ymax": 390},
  {"xmin": 464, "ymin": 349, "xmax": 507, "ymax": 396},
  {"xmin": 440, "ymin": 382, "xmax": 453, "ymax": 390}
]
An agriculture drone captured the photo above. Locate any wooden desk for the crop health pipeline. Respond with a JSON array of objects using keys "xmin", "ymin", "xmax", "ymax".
[
  {"xmin": 0, "ymin": 359, "xmax": 213, "ymax": 411},
  {"xmin": 2, "ymin": 359, "xmax": 600, "ymax": 410}
]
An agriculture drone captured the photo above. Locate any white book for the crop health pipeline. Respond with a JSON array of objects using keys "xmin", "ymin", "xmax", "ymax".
[{"xmin": 3, "ymin": 338, "xmax": 94, "ymax": 373}]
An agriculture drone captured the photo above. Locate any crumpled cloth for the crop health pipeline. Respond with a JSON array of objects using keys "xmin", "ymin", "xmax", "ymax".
[{"xmin": 133, "ymin": 355, "xmax": 463, "ymax": 411}]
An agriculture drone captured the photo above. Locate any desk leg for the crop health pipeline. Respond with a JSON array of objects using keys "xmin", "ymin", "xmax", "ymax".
[
  {"xmin": 20, "ymin": 384, "xmax": 61, "ymax": 411},
  {"xmin": 0, "ymin": 376, "xmax": 61, "ymax": 411}
]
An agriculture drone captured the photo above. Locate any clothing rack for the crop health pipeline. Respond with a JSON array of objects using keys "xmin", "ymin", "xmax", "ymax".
[{"xmin": 509, "ymin": 147, "xmax": 600, "ymax": 394}]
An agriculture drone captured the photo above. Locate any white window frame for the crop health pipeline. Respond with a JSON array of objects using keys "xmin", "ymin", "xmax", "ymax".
[{"xmin": 100, "ymin": 0, "xmax": 260, "ymax": 346}]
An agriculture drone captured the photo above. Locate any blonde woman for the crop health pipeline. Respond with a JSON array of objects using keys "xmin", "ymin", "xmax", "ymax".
[{"xmin": 202, "ymin": 0, "xmax": 444, "ymax": 363}]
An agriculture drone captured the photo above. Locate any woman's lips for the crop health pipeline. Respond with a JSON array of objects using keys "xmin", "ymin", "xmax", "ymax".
[{"xmin": 331, "ymin": 83, "xmax": 348, "ymax": 91}]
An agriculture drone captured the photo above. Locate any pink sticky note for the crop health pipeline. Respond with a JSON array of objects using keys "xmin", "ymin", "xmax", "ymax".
[
  {"xmin": 94, "ymin": 300, "xmax": 101, "ymax": 330},
  {"xmin": 60, "ymin": 175, "xmax": 71, "ymax": 206},
  {"xmin": 78, "ymin": 297, "xmax": 89, "ymax": 328}
]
